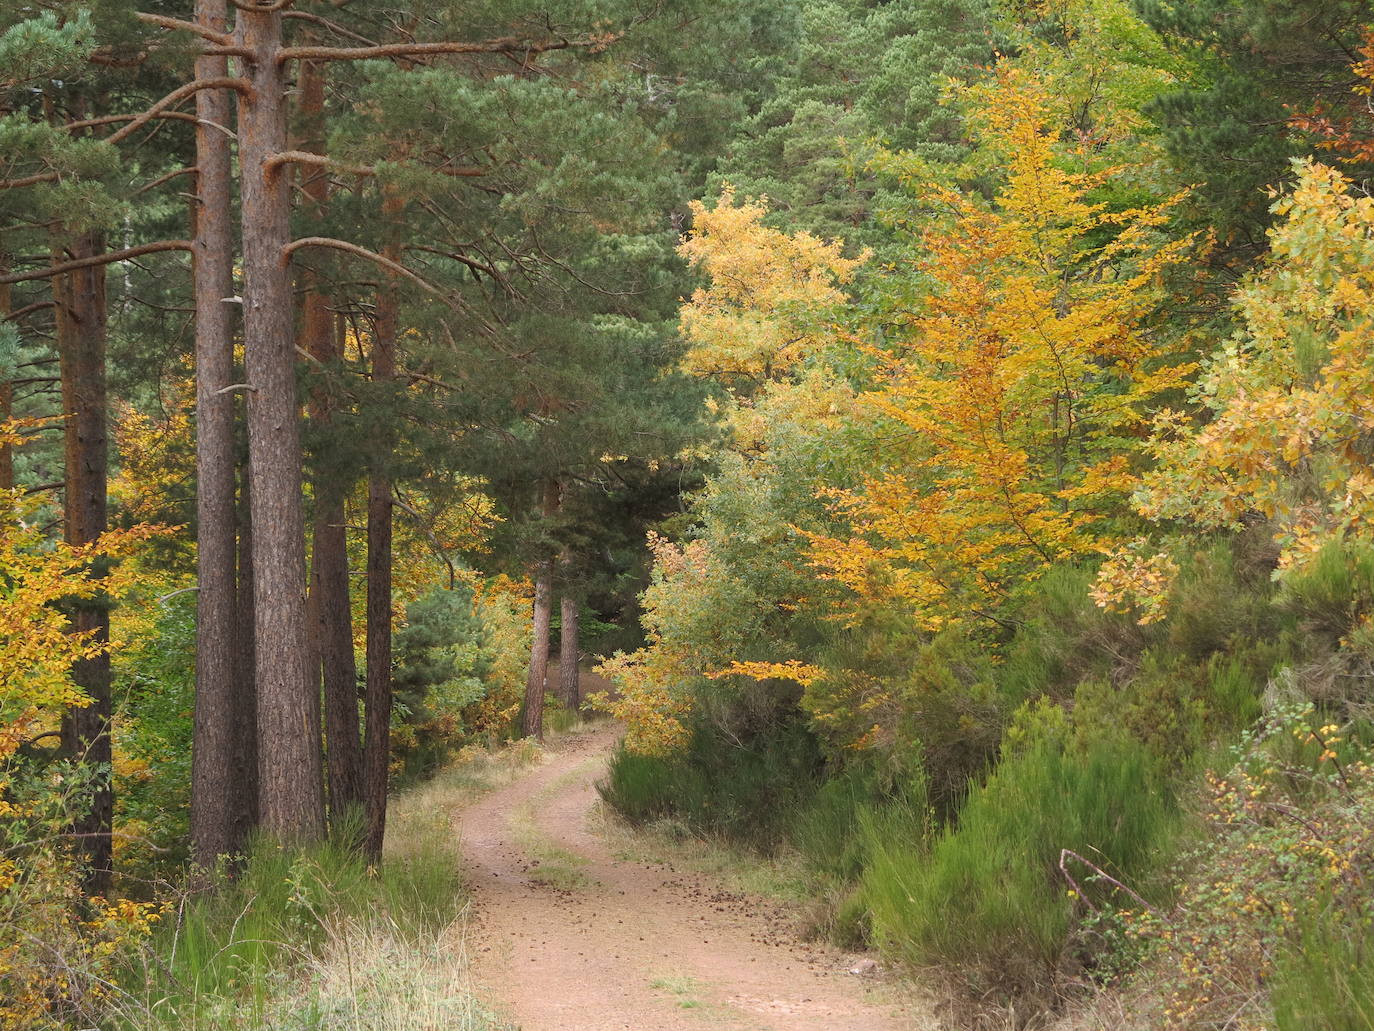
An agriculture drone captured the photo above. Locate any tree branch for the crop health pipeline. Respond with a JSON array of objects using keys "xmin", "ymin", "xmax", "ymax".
[
  {"xmin": 0, "ymin": 171, "xmax": 65, "ymax": 192},
  {"xmin": 64, "ymin": 111, "xmax": 199, "ymax": 133},
  {"xmin": 229, "ymin": 0, "xmax": 296, "ymax": 11},
  {"xmin": 1, "ymin": 78, "xmax": 249, "ymax": 191},
  {"xmin": 136, "ymin": 166, "xmax": 199, "ymax": 196},
  {"xmin": 285, "ymin": 237, "xmax": 462, "ymax": 311},
  {"xmin": 134, "ymin": 11, "xmax": 234, "ymax": 47},
  {"xmin": 265, "ymin": 151, "xmax": 375, "ymax": 176},
  {"xmin": 405, "ymin": 243, "xmax": 501, "ymax": 283},
  {"xmin": 282, "ymin": 10, "xmax": 378, "ymax": 46},
  {"xmin": 2, "ymin": 300, "xmax": 55, "ymax": 323},
  {"xmin": 0, "ymin": 242, "xmax": 192, "ymax": 286},
  {"xmin": 277, "ymin": 33, "xmax": 615, "ymax": 65},
  {"xmin": 105, "ymin": 77, "xmax": 250, "ymax": 147}
]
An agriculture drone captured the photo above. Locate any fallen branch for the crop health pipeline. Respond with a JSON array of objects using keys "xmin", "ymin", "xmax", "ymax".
[{"xmin": 1059, "ymin": 849, "xmax": 1161, "ymax": 918}]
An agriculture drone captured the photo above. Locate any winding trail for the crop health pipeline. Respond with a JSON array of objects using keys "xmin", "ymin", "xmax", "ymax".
[{"xmin": 457, "ymin": 710, "xmax": 934, "ymax": 1030}]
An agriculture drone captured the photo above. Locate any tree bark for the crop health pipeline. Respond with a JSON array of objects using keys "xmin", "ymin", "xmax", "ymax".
[
  {"xmin": 0, "ymin": 273, "xmax": 12, "ymax": 491},
  {"xmin": 233, "ymin": 466, "xmax": 260, "ymax": 844},
  {"xmin": 190, "ymin": 0, "xmax": 249, "ymax": 870},
  {"xmin": 559, "ymin": 589, "xmax": 580, "ymax": 711},
  {"xmin": 298, "ymin": 50, "xmax": 363, "ymax": 829},
  {"xmin": 238, "ymin": 5, "xmax": 324, "ymax": 842},
  {"xmin": 522, "ymin": 479, "xmax": 560, "ymax": 740},
  {"xmin": 54, "ymin": 229, "xmax": 112, "ymax": 895},
  {"xmin": 363, "ymin": 190, "xmax": 402, "ymax": 861}
]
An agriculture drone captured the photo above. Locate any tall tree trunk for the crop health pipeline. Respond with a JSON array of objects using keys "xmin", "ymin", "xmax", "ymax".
[
  {"xmin": 363, "ymin": 191, "xmax": 402, "ymax": 861},
  {"xmin": 0, "ymin": 273, "xmax": 13, "ymax": 491},
  {"xmin": 298, "ymin": 52, "xmax": 363, "ymax": 827},
  {"xmin": 238, "ymin": 6, "xmax": 324, "ymax": 841},
  {"xmin": 559, "ymin": 589, "xmax": 580, "ymax": 711},
  {"xmin": 522, "ymin": 479, "xmax": 560, "ymax": 740},
  {"xmin": 55, "ymin": 229, "xmax": 112, "ymax": 895},
  {"xmin": 233, "ymin": 466, "xmax": 260, "ymax": 844},
  {"xmin": 190, "ymin": 0, "xmax": 248, "ymax": 869}
]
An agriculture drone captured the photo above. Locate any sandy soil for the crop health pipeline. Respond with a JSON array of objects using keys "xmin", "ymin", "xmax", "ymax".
[{"xmin": 456, "ymin": 704, "xmax": 937, "ymax": 1031}]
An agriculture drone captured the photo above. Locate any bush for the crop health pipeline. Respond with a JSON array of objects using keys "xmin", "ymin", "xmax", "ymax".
[
  {"xmin": 1113, "ymin": 703, "xmax": 1374, "ymax": 1030},
  {"xmin": 863, "ymin": 705, "xmax": 1180, "ymax": 998},
  {"xmin": 1272, "ymin": 912, "xmax": 1374, "ymax": 1031},
  {"xmin": 599, "ymin": 713, "xmax": 823, "ymax": 851},
  {"xmin": 390, "ymin": 585, "xmax": 494, "ymax": 782}
]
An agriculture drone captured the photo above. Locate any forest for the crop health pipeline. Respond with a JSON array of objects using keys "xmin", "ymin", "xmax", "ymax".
[{"xmin": 3, "ymin": 0, "xmax": 1374, "ymax": 1028}]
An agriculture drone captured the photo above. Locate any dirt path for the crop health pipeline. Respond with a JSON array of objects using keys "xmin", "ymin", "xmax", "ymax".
[{"xmin": 456, "ymin": 716, "xmax": 935, "ymax": 1031}]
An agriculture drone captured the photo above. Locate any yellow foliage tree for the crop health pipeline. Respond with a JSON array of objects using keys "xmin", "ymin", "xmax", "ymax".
[
  {"xmin": 0, "ymin": 421, "xmax": 170, "ymax": 1029},
  {"xmin": 1131, "ymin": 161, "xmax": 1374, "ymax": 573},
  {"xmin": 678, "ymin": 185, "xmax": 867, "ymax": 387},
  {"xmin": 808, "ymin": 65, "xmax": 1195, "ymax": 631},
  {"xmin": 594, "ymin": 192, "xmax": 872, "ymax": 753}
]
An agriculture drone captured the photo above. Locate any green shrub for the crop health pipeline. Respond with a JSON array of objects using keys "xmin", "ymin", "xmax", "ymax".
[
  {"xmin": 113, "ymin": 591, "xmax": 198, "ymax": 880},
  {"xmin": 391, "ymin": 585, "xmax": 493, "ymax": 782},
  {"xmin": 1113, "ymin": 704, "xmax": 1374, "ymax": 1029},
  {"xmin": 1272, "ymin": 910, "xmax": 1374, "ymax": 1031},
  {"xmin": 1000, "ymin": 563, "xmax": 1132, "ymax": 705},
  {"xmin": 1280, "ymin": 539, "xmax": 1374, "ymax": 644},
  {"xmin": 863, "ymin": 705, "xmax": 1180, "ymax": 997},
  {"xmin": 599, "ymin": 714, "xmax": 823, "ymax": 850}
]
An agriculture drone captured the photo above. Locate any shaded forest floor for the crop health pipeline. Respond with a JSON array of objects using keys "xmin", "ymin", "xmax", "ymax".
[{"xmin": 451, "ymin": 692, "xmax": 933, "ymax": 1030}]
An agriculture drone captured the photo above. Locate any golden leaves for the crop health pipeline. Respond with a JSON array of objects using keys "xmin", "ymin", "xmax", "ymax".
[
  {"xmin": 810, "ymin": 64, "xmax": 1194, "ymax": 630},
  {"xmin": 677, "ymin": 185, "xmax": 867, "ymax": 383},
  {"xmin": 1135, "ymin": 161, "xmax": 1374, "ymax": 573}
]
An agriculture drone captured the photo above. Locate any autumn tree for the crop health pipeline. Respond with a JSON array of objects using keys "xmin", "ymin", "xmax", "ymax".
[
  {"xmin": 806, "ymin": 66, "xmax": 1194, "ymax": 632},
  {"xmin": 1128, "ymin": 161, "xmax": 1374, "ymax": 576}
]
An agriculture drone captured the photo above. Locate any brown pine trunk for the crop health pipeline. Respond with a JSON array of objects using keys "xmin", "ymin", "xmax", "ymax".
[
  {"xmin": 559, "ymin": 590, "xmax": 580, "ymax": 711},
  {"xmin": 54, "ymin": 229, "xmax": 112, "ymax": 895},
  {"xmin": 298, "ymin": 53, "xmax": 363, "ymax": 827},
  {"xmin": 233, "ymin": 466, "xmax": 260, "ymax": 843},
  {"xmin": 1, "ymin": 274, "xmax": 12, "ymax": 491},
  {"xmin": 363, "ymin": 190, "xmax": 402, "ymax": 861},
  {"xmin": 522, "ymin": 480, "xmax": 560, "ymax": 740},
  {"xmin": 238, "ymin": 6, "xmax": 324, "ymax": 841},
  {"xmin": 190, "ymin": 0, "xmax": 248, "ymax": 870}
]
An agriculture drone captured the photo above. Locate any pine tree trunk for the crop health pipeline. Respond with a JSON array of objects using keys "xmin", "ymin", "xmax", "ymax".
[
  {"xmin": 233, "ymin": 467, "xmax": 260, "ymax": 843},
  {"xmin": 238, "ymin": 6, "xmax": 324, "ymax": 842},
  {"xmin": 363, "ymin": 191, "xmax": 402, "ymax": 861},
  {"xmin": 298, "ymin": 53, "xmax": 363, "ymax": 828},
  {"xmin": 0, "ymin": 274, "xmax": 12, "ymax": 491},
  {"xmin": 559, "ymin": 589, "xmax": 580, "ymax": 711},
  {"xmin": 190, "ymin": 0, "xmax": 247, "ymax": 869},
  {"xmin": 522, "ymin": 480, "xmax": 560, "ymax": 740},
  {"xmin": 523, "ymin": 561, "xmax": 553, "ymax": 740},
  {"xmin": 55, "ymin": 229, "xmax": 112, "ymax": 895}
]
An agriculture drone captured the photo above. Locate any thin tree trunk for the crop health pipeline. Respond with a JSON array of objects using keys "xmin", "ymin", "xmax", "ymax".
[
  {"xmin": 298, "ymin": 52, "xmax": 363, "ymax": 827},
  {"xmin": 190, "ymin": 0, "xmax": 247, "ymax": 870},
  {"xmin": 55, "ymin": 228, "xmax": 112, "ymax": 895},
  {"xmin": 238, "ymin": 6, "xmax": 324, "ymax": 841},
  {"xmin": 363, "ymin": 190, "xmax": 402, "ymax": 861},
  {"xmin": 559, "ymin": 590, "xmax": 580, "ymax": 711},
  {"xmin": 522, "ymin": 479, "xmax": 560, "ymax": 740}
]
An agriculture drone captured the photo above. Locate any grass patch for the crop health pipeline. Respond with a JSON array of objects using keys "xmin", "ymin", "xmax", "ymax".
[
  {"xmin": 508, "ymin": 758, "xmax": 598, "ymax": 890},
  {"xmin": 864, "ymin": 705, "xmax": 1180, "ymax": 1000},
  {"xmin": 649, "ymin": 973, "xmax": 706, "ymax": 1009},
  {"xmin": 105, "ymin": 741, "xmax": 549, "ymax": 1030}
]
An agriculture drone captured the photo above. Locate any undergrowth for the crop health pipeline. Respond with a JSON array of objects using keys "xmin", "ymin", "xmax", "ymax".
[{"xmin": 97, "ymin": 742, "xmax": 543, "ymax": 1030}]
